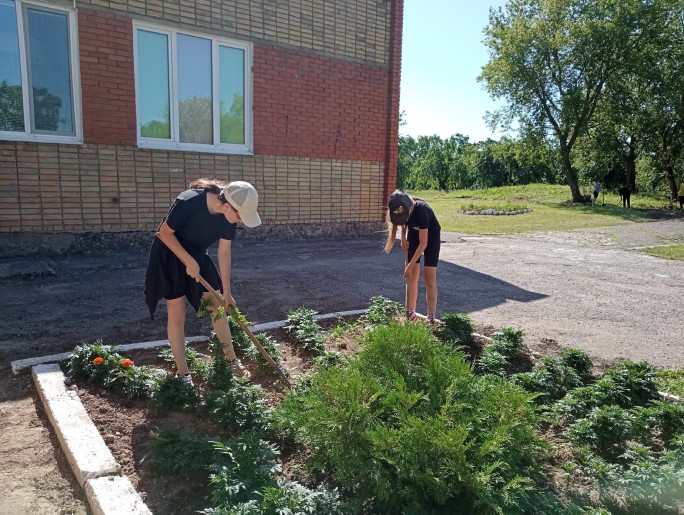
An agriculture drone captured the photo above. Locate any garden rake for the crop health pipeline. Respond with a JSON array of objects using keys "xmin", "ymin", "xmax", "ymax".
[{"xmin": 155, "ymin": 234, "xmax": 291, "ymax": 386}]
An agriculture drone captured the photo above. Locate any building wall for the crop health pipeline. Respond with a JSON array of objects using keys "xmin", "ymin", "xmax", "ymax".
[{"xmin": 0, "ymin": 0, "xmax": 402, "ymax": 238}]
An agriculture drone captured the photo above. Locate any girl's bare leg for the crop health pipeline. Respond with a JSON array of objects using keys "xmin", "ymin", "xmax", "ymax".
[
  {"xmin": 202, "ymin": 292, "xmax": 238, "ymax": 360},
  {"xmin": 166, "ymin": 297, "xmax": 189, "ymax": 375},
  {"xmin": 405, "ymin": 262, "xmax": 420, "ymax": 314},
  {"xmin": 424, "ymin": 266, "xmax": 438, "ymax": 316}
]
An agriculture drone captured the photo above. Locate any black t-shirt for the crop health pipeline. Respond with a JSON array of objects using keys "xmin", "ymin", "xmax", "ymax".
[
  {"xmin": 406, "ymin": 199, "xmax": 440, "ymax": 243},
  {"xmin": 163, "ymin": 189, "xmax": 236, "ymax": 250}
]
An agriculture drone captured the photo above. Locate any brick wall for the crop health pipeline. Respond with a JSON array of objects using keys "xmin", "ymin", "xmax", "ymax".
[
  {"xmin": 0, "ymin": 142, "xmax": 384, "ymax": 232},
  {"xmin": 79, "ymin": 10, "xmax": 137, "ymax": 146},
  {"xmin": 76, "ymin": 0, "xmax": 390, "ymax": 64},
  {"xmin": 0, "ymin": 0, "xmax": 401, "ymax": 238},
  {"xmin": 253, "ymin": 44, "xmax": 388, "ymax": 161}
]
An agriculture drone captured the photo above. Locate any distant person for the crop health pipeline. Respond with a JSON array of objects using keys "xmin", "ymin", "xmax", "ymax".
[
  {"xmin": 679, "ymin": 181, "xmax": 684, "ymax": 209},
  {"xmin": 618, "ymin": 186, "xmax": 632, "ymax": 208},
  {"xmin": 144, "ymin": 178, "xmax": 261, "ymax": 385},
  {"xmin": 593, "ymin": 180, "xmax": 601, "ymax": 205},
  {"xmin": 384, "ymin": 190, "xmax": 441, "ymax": 325}
]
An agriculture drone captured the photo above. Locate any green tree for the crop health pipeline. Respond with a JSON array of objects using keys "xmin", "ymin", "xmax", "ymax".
[{"xmin": 480, "ymin": 0, "xmax": 667, "ymax": 202}]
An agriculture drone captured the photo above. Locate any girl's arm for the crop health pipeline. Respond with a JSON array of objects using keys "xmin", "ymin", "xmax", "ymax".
[
  {"xmin": 401, "ymin": 225, "xmax": 408, "ymax": 250},
  {"xmin": 217, "ymin": 238, "xmax": 235, "ymax": 306},
  {"xmin": 157, "ymin": 221, "xmax": 200, "ymax": 280}
]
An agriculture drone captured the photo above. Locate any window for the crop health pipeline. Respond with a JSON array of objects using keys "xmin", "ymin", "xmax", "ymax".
[
  {"xmin": 0, "ymin": 0, "xmax": 81, "ymax": 143},
  {"xmin": 134, "ymin": 23, "xmax": 252, "ymax": 154}
]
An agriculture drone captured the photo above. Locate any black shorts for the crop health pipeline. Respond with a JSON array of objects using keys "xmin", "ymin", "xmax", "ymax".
[
  {"xmin": 407, "ymin": 233, "xmax": 440, "ymax": 267},
  {"xmin": 593, "ymin": 191, "xmax": 599, "ymax": 199}
]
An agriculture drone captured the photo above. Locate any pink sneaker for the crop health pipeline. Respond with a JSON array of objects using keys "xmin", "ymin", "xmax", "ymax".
[{"xmin": 406, "ymin": 309, "xmax": 417, "ymax": 321}]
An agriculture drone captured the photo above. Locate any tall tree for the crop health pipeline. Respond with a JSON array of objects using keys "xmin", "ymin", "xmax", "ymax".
[{"xmin": 479, "ymin": 0, "xmax": 665, "ymax": 202}]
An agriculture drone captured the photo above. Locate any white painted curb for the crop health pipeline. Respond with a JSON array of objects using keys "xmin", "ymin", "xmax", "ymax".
[
  {"xmin": 85, "ymin": 476, "xmax": 152, "ymax": 515},
  {"xmin": 32, "ymin": 364, "xmax": 121, "ymax": 485}
]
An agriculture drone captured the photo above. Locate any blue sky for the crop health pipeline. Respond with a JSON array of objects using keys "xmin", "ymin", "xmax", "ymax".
[{"xmin": 400, "ymin": 1, "xmax": 508, "ymax": 143}]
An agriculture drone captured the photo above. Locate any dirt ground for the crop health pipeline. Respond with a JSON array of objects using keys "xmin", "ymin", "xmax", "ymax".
[{"xmin": 1, "ymin": 215, "xmax": 683, "ymax": 513}]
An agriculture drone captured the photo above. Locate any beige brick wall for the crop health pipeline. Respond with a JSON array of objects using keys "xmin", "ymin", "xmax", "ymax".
[
  {"xmin": 0, "ymin": 142, "xmax": 385, "ymax": 233},
  {"xmin": 78, "ymin": 0, "xmax": 390, "ymax": 64}
]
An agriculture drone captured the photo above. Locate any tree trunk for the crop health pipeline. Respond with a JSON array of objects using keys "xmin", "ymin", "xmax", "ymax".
[
  {"xmin": 665, "ymin": 164, "xmax": 678, "ymax": 201},
  {"xmin": 561, "ymin": 151, "xmax": 583, "ymax": 202}
]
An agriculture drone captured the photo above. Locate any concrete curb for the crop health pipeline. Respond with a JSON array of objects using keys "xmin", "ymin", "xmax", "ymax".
[{"xmin": 32, "ymin": 365, "xmax": 154, "ymax": 514}]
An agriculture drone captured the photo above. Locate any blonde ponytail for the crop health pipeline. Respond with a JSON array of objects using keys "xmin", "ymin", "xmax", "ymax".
[{"xmin": 384, "ymin": 220, "xmax": 398, "ymax": 253}]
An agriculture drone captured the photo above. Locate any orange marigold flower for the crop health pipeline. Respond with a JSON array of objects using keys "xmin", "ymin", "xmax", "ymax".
[
  {"xmin": 121, "ymin": 358, "xmax": 134, "ymax": 368},
  {"xmin": 93, "ymin": 357, "xmax": 104, "ymax": 365}
]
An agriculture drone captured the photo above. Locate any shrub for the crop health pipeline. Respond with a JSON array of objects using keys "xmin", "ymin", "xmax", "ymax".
[
  {"xmin": 143, "ymin": 430, "xmax": 215, "ymax": 477},
  {"xmin": 476, "ymin": 327, "xmax": 527, "ymax": 377},
  {"xmin": 633, "ymin": 401, "xmax": 684, "ymax": 445},
  {"xmin": 273, "ymin": 322, "xmax": 545, "ymax": 514},
  {"xmin": 365, "ymin": 295, "xmax": 401, "ymax": 326},
  {"xmin": 284, "ymin": 307, "xmax": 325, "ymax": 354},
  {"xmin": 201, "ymin": 380, "xmax": 270, "ymax": 431},
  {"xmin": 438, "ymin": 312, "xmax": 475, "ymax": 346},
  {"xmin": 558, "ymin": 348, "xmax": 593, "ymax": 382},
  {"xmin": 515, "ymin": 356, "xmax": 583, "ymax": 404},
  {"xmin": 151, "ymin": 375, "xmax": 200, "ymax": 412},
  {"xmin": 565, "ymin": 405, "xmax": 637, "ymax": 459}
]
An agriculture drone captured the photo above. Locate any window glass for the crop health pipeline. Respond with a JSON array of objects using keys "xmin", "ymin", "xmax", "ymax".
[
  {"xmin": 219, "ymin": 46, "xmax": 245, "ymax": 145},
  {"xmin": 26, "ymin": 7, "xmax": 73, "ymax": 133},
  {"xmin": 0, "ymin": 0, "xmax": 24, "ymax": 131},
  {"xmin": 177, "ymin": 34, "xmax": 212, "ymax": 144},
  {"xmin": 137, "ymin": 29, "xmax": 170, "ymax": 139}
]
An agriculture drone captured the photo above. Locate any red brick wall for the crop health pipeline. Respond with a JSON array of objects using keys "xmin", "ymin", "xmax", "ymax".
[
  {"xmin": 79, "ymin": 9, "xmax": 137, "ymax": 146},
  {"xmin": 253, "ymin": 44, "xmax": 388, "ymax": 162},
  {"xmin": 383, "ymin": 0, "xmax": 403, "ymax": 201}
]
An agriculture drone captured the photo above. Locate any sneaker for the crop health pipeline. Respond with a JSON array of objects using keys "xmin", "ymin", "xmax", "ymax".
[
  {"xmin": 406, "ymin": 309, "xmax": 417, "ymax": 321},
  {"xmin": 427, "ymin": 314, "xmax": 436, "ymax": 326},
  {"xmin": 228, "ymin": 358, "xmax": 251, "ymax": 381},
  {"xmin": 176, "ymin": 373, "xmax": 193, "ymax": 387}
]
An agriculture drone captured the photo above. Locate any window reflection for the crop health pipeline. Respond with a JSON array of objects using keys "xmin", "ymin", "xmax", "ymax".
[
  {"xmin": 27, "ymin": 8, "xmax": 73, "ymax": 133},
  {"xmin": 0, "ymin": 0, "xmax": 24, "ymax": 131},
  {"xmin": 177, "ymin": 34, "xmax": 212, "ymax": 144},
  {"xmin": 219, "ymin": 46, "xmax": 245, "ymax": 145},
  {"xmin": 137, "ymin": 30, "xmax": 170, "ymax": 139}
]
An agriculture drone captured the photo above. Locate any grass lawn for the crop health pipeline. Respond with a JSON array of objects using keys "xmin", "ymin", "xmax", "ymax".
[
  {"xmin": 657, "ymin": 368, "xmax": 684, "ymax": 397},
  {"xmin": 638, "ymin": 244, "xmax": 684, "ymax": 260},
  {"xmin": 409, "ymin": 184, "xmax": 674, "ymax": 234}
]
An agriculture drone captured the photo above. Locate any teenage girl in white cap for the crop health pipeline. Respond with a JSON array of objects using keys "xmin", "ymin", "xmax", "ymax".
[
  {"xmin": 145, "ymin": 178, "xmax": 261, "ymax": 384},
  {"xmin": 384, "ymin": 189, "xmax": 441, "ymax": 324}
]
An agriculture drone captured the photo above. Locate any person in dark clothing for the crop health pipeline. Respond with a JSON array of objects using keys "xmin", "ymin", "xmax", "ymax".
[
  {"xmin": 145, "ymin": 178, "xmax": 261, "ymax": 384},
  {"xmin": 384, "ymin": 190, "xmax": 441, "ymax": 324},
  {"xmin": 618, "ymin": 186, "xmax": 632, "ymax": 208}
]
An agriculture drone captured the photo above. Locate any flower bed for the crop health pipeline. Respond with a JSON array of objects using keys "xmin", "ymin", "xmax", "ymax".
[{"xmin": 63, "ymin": 299, "xmax": 684, "ymax": 514}]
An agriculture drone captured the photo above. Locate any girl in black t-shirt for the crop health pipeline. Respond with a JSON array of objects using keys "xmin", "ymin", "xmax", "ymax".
[
  {"xmin": 144, "ymin": 178, "xmax": 261, "ymax": 384},
  {"xmin": 384, "ymin": 190, "xmax": 441, "ymax": 324}
]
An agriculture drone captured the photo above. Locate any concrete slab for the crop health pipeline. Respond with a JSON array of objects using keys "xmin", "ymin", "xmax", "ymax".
[
  {"xmin": 31, "ymin": 364, "xmax": 120, "ymax": 486},
  {"xmin": 85, "ymin": 476, "xmax": 152, "ymax": 515}
]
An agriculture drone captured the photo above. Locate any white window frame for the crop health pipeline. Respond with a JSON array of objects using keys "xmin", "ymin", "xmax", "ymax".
[
  {"xmin": 133, "ymin": 22, "xmax": 253, "ymax": 155},
  {"xmin": 0, "ymin": 0, "xmax": 83, "ymax": 144}
]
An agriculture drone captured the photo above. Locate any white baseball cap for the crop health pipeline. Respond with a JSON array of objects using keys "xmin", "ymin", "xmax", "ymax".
[{"xmin": 222, "ymin": 181, "xmax": 262, "ymax": 228}]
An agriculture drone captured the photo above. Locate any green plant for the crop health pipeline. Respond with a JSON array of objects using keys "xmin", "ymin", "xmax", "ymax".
[
  {"xmin": 67, "ymin": 341, "xmax": 159, "ymax": 398},
  {"xmin": 558, "ymin": 348, "xmax": 594, "ymax": 382},
  {"xmin": 151, "ymin": 375, "xmax": 200, "ymax": 412},
  {"xmin": 438, "ymin": 312, "xmax": 475, "ymax": 346},
  {"xmin": 207, "ymin": 432, "xmax": 281, "ymax": 508},
  {"xmin": 284, "ymin": 307, "xmax": 325, "ymax": 354},
  {"xmin": 158, "ymin": 346, "xmax": 210, "ymax": 379},
  {"xmin": 565, "ymin": 405, "xmax": 637, "ymax": 459},
  {"xmin": 312, "ymin": 350, "xmax": 343, "ymax": 369},
  {"xmin": 365, "ymin": 295, "xmax": 401, "ymax": 326},
  {"xmin": 143, "ymin": 430, "xmax": 215, "ymax": 477},
  {"xmin": 633, "ymin": 401, "xmax": 684, "ymax": 445},
  {"xmin": 242, "ymin": 333, "xmax": 282, "ymax": 374},
  {"xmin": 201, "ymin": 381, "xmax": 270, "ymax": 431},
  {"xmin": 475, "ymin": 327, "xmax": 527, "ymax": 377},
  {"xmin": 656, "ymin": 368, "xmax": 684, "ymax": 398},
  {"xmin": 273, "ymin": 322, "xmax": 545, "ymax": 514},
  {"xmin": 515, "ymin": 356, "xmax": 583, "ymax": 404}
]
